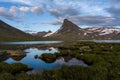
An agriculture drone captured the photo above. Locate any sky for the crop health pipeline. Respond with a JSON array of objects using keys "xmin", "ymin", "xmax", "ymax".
[{"xmin": 0, "ymin": 0, "xmax": 120, "ymax": 33}]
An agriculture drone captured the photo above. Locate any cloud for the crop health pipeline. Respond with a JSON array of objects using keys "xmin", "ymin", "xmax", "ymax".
[
  {"xmin": 106, "ymin": 8, "xmax": 120, "ymax": 26},
  {"xmin": 19, "ymin": 6, "xmax": 43, "ymax": 15},
  {"xmin": 9, "ymin": 6, "xmax": 18, "ymax": 17},
  {"xmin": 0, "ymin": 5, "xmax": 44, "ymax": 20},
  {"xmin": 42, "ymin": 15, "xmax": 114, "ymax": 26},
  {"xmin": 68, "ymin": 15, "xmax": 114, "ymax": 26},
  {"xmin": 50, "ymin": 19, "xmax": 63, "ymax": 25},
  {"xmin": 0, "ymin": 7, "xmax": 6, "ymax": 13},
  {"xmin": 0, "ymin": 0, "xmax": 120, "ymax": 26},
  {"xmin": 49, "ymin": 7, "xmax": 79, "ymax": 18},
  {"xmin": 105, "ymin": 0, "xmax": 120, "ymax": 26},
  {"xmin": 31, "ymin": 6, "xmax": 43, "ymax": 15},
  {"xmin": 0, "ymin": 7, "xmax": 17, "ymax": 20},
  {"xmin": 24, "ymin": 30, "xmax": 36, "ymax": 33},
  {"xmin": 49, "ymin": 0, "xmax": 110, "ymax": 16},
  {"xmin": 45, "ymin": 0, "xmax": 113, "ymax": 26},
  {"xmin": 41, "ymin": 18, "xmax": 63, "ymax": 25},
  {"xmin": 19, "ymin": 6, "xmax": 30, "ymax": 12}
]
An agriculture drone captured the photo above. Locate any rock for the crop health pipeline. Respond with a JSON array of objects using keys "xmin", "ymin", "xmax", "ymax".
[
  {"xmin": 0, "ymin": 51, "xmax": 6, "ymax": 55},
  {"xmin": 6, "ymin": 50, "xmax": 26, "ymax": 57},
  {"xmin": 34, "ymin": 55, "xmax": 38, "ymax": 59},
  {"xmin": 48, "ymin": 47, "xmax": 55, "ymax": 51},
  {"xmin": 0, "ymin": 50, "xmax": 9, "ymax": 61}
]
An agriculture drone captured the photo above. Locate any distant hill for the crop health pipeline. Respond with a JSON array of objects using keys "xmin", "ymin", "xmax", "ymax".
[
  {"xmin": 44, "ymin": 19, "xmax": 120, "ymax": 40},
  {"xmin": 1, "ymin": 19, "xmax": 120, "ymax": 41},
  {"xmin": 0, "ymin": 20, "xmax": 36, "ymax": 41},
  {"xmin": 32, "ymin": 30, "xmax": 52, "ymax": 37}
]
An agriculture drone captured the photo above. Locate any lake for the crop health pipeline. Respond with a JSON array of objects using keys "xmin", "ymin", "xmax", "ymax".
[
  {"xmin": 79, "ymin": 40, "xmax": 120, "ymax": 43},
  {"xmin": 4, "ymin": 48, "xmax": 88, "ymax": 74},
  {"xmin": 0, "ymin": 41, "xmax": 62, "ymax": 45},
  {"xmin": 0, "ymin": 40, "xmax": 120, "ymax": 45},
  {"xmin": 1, "ymin": 40, "xmax": 120, "ymax": 73}
]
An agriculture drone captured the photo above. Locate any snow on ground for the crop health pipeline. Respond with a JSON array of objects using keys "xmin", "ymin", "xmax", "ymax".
[
  {"xmin": 84, "ymin": 33, "xmax": 87, "ymax": 36},
  {"xmin": 84, "ymin": 27, "xmax": 120, "ymax": 35},
  {"xmin": 43, "ymin": 32, "xmax": 54, "ymax": 37},
  {"xmin": 99, "ymin": 28, "xmax": 120, "ymax": 35}
]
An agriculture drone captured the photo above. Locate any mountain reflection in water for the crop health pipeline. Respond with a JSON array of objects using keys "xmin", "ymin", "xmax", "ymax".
[{"xmin": 4, "ymin": 48, "xmax": 88, "ymax": 73}]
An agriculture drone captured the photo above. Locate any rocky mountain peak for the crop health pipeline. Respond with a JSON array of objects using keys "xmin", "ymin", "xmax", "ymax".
[
  {"xmin": 62, "ymin": 19, "xmax": 80, "ymax": 29},
  {"xmin": 47, "ymin": 19, "xmax": 120, "ymax": 40},
  {"xmin": 49, "ymin": 19, "xmax": 83, "ymax": 39},
  {"xmin": 53, "ymin": 19, "xmax": 81, "ymax": 35}
]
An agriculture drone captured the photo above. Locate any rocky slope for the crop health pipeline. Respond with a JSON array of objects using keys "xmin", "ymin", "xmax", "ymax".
[
  {"xmin": 47, "ymin": 19, "xmax": 85, "ymax": 40},
  {"xmin": 45, "ymin": 19, "xmax": 120, "ymax": 40},
  {"xmin": 0, "ymin": 20, "xmax": 36, "ymax": 41}
]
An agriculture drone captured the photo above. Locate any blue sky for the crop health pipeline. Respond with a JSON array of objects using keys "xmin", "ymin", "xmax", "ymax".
[{"xmin": 0, "ymin": 0, "xmax": 120, "ymax": 33}]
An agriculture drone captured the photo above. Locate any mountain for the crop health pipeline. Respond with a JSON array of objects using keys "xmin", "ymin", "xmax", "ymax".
[
  {"xmin": 32, "ymin": 30, "xmax": 53, "ymax": 37},
  {"xmin": 45, "ymin": 19, "xmax": 120, "ymax": 40},
  {"xmin": 48, "ymin": 19, "xmax": 85, "ymax": 40},
  {"xmin": 0, "ymin": 20, "xmax": 36, "ymax": 41},
  {"xmin": 83, "ymin": 27, "xmax": 120, "ymax": 40}
]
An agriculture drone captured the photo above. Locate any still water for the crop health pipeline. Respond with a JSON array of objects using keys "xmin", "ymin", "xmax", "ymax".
[
  {"xmin": 4, "ymin": 48, "xmax": 88, "ymax": 73},
  {"xmin": 0, "ymin": 41, "xmax": 62, "ymax": 45},
  {"xmin": 1, "ymin": 40, "xmax": 119, "ymax": 73},
  {"xmin": 79, "ymin": 40, "xmax": 120, "ymax": 43},
  {"xmin": 0, "ymin": 40, "xmax": 120, "ymax": 45}
]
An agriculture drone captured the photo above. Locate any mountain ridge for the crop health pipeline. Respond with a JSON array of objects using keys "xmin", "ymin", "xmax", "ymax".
[
  {"xmin": 0, "ymin": 20, "xmax": 36, "ymax": 41},
  {"xmin": 0, "ymin": 19, "xmax": 120, "ymax": 41},
  {"xmin": 44, "ymin": 19, "xmax": 120, "ymax": 40},
  {"xmin": 48, "ymin": 19, "xmax": 85, "ymax": 40}
]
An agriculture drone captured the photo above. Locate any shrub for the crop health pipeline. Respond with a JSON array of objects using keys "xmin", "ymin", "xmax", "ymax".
[{"xmin": 40, "ymin": 53, "xmax": 57, "ymax": 63}]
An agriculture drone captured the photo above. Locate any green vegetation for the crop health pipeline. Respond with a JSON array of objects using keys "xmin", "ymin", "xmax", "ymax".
[
  {"xmin": 0, "ymin": 20, "xmax": 42, "ymax": 42},
  {"xmin": 38, "ymin": 42, "xmax": 120, "ymax": 80},
  {"xmin": 0, "ymin": 42, "xmax": 120, "ymax": 80},
  {"xmin": 0, "ymin": 62, "xmax": 32, "ymax": 74},
  {"xmin": 36, "ymin": 53, "xmax": 57, "ymax": 63}
]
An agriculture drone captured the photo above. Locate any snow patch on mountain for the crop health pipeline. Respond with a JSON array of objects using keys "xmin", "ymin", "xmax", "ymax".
[
  {"xmin": 43, "ymin": 32, "xmax": 54, "ymax": 37},
  {"xmin": 85, "ymin": 27, "xmax": 120, "ymax": 36},
  {"xmin": 99, "ymin": 28, "xmax": 120, "ymax": 35},
  {"xmin": 87, "ymin": 27, "xmax": 100, "ymax": 31},
  {"xmin": 84, "ymin": 33, "xmax": 87, "ymax": 36}
]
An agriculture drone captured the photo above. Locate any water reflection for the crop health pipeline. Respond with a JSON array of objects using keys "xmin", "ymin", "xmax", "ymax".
[
  {"xmin": 11, "ymin": 55, "xmax": 26, "ymax": 61},
  {"xmin": 56, "ymin": 57, "xmax": 88, "ymax": 67},
  {"xmin": 0, "ymin": 41, "xmax": 62, "ymax": 45},
  {"xmin": 4, "ymin": 47, "xmax": 88, "ymax": 73}
]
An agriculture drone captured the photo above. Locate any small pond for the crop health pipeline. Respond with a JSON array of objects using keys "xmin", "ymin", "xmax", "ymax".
[{"xmin": 4, "ymin": 48, "xmax": 88, "ymax": 73}]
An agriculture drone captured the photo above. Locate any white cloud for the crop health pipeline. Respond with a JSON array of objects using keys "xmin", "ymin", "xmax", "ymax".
[
  {"xmin": 49, "ymin": 7, "xmax": 79, "ymax": 18},
  {"xmin": 42, "ymin": 15, "xmax": 114, "ymax": 26},
  {"xmin": 9, "ymin": 6, "xmax": 18, "ymax": 17},
  {"xmin": 41, "ymin": 18, "xmax": 63, "ymax": 25},
  {"xmin": 31, "ymin": 6, "xmax": 43, "ymax": 15},
  {"xmin": 0, "ymin": 7, "xmax": 17, "ymax": 20},
  {"xmin": 19, "ymin": 6, "xmax": 43, "ymax": 15},
  {"xmin": 0, "ymin": 7, "xmax": 6, "ymax": 14},
  {"xmin": 19, "ymin": 7, "xmax": 30, "ymax": 12},
  {"xmin": 0, "ymin": 0, "xmax": 119, "ymax": 26},
  {"xmin": 0, "ymin": 5, "xmax": 44, "ymax": 20}
]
